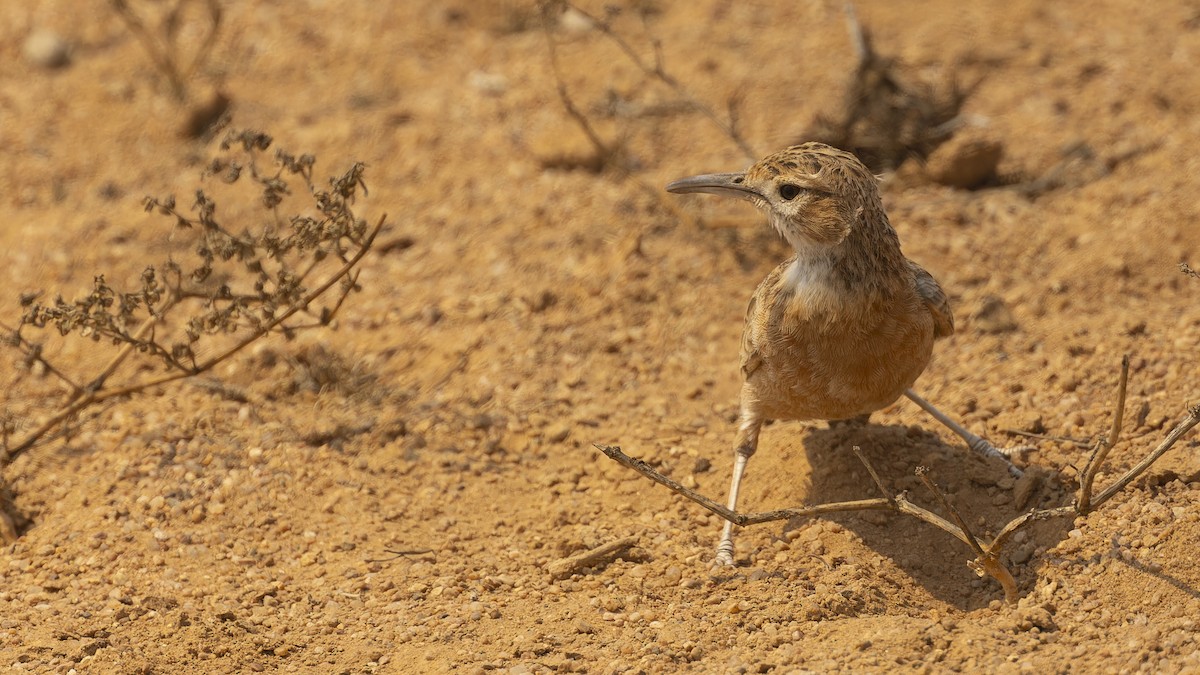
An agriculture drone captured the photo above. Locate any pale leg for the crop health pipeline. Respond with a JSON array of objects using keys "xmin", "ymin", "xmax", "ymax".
[
  {"xmin": 904, "ymin": 389, "xmax": 1028, "ymax": 477},
  {"xmin": 715, "ymin": 405, "xmax": 762, "ymax": 566}
]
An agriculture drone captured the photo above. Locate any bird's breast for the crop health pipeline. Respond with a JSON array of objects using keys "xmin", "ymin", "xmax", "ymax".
[{"xmin": 741, "ymin": 259, "xmax": 935, "ymax": 421}]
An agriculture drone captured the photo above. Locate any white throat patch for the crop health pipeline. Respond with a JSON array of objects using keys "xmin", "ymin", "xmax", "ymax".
[{"xmin": 780, "ymin": 254, "xmax": 843, "ymax": 316}]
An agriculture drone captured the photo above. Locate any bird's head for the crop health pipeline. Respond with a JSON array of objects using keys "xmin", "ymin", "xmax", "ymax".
[{"xmin": 666, "ymin": 143, "xmax": 883, "ymax": 253}]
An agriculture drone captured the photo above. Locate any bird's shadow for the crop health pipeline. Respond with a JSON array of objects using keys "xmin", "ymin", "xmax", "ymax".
[{"xmin": 759, "ymin": 419, "xmax": 1075, "ymax": 609}]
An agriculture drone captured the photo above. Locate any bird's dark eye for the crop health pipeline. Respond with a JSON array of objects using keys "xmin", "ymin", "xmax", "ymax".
[{"xmin": 779, "ymin": 184, "xmax": 802, "ymax": 200}]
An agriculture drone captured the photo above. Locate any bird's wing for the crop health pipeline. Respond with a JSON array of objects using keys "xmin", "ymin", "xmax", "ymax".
[
  {"xmin": 908, "ymin": 260, "xmax": 955, "ymax": 339},
  {"xmin": 739, "ymin": 261, "xmax": 792, "ymax": 379},
  {"xmin": 740, "ymin": 292, "xmax": 764, "ymax": 378}
]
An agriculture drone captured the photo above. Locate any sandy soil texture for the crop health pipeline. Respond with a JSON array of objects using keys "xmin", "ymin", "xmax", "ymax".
[{"xmin": 2, "ymin": 1, "xmax": 1199, "ymax": 672}]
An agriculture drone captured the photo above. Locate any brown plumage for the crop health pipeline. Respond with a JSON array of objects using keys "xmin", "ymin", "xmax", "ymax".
[{"xmin": 667, "ymin": 142, "xmax": 1016, "ymax": 566}]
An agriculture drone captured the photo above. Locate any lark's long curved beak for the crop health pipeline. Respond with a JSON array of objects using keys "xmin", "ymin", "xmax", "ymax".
[{"xmin": 665, "ymin": 172, "xmax": 757, "ymax": 200}]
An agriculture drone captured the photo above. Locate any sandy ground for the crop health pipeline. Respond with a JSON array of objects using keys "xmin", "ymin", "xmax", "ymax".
[{"xmin": 2, "ymin": 1, "xmax": 1199, "ymax": 672}]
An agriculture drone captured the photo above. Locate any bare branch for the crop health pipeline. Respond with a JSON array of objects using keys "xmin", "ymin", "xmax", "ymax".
[
  {"xmin": 851, "ymin": 445, "xmax": 892, "ymax": 502},
  {"xmin": 987, "ymin": 505, "xmax": 1074, "ymax": 555},
  {"xmin": 546, "ymin": 536, "xmax": 639, "ymax": 580},
  {"xmin": 1087, "ymin": 406, "xmax": 1200, "ymax": 510},
  {"xmin": 915, "ymin": 465, "xmax": 1018, "ymax": 604},
  {"xmin": 595, "ymin": 361, "xmax": 1199, "ymax": 605},
  {"xmin": 1079, "ymin": 354, "xmax": 1130, "ymax": 511},
  {"xmin": 2, "ymin": 328, "xmax": 84, "ymax": 395},
  {"xmin": 595, "ymin": 444, "xmax": 892, "ymax": 526},
  {"xmin": 4, "ymin": 135, "xmax": 387, "ymax": 466},
  {"xmin": 110, "ymin": 0, "xmax": 222, "ymax": 102},
  {"xmin": 539, "ymin": 3, "xmax": 613, "ymax": 168},
  {"xmin": 916, "ymin": 466, "xmax": 984, "ymax": 558},
  {"xmin": 597, "ymin": 443, "xmax": 1017, "ymax": 600},
  {"xmin": 556, "ymin": 1, "xmax": 756, "ymax": 160},
  {"xmin": 1001, "ymin": 428, "xmax": 1091, "ymax": 448}
]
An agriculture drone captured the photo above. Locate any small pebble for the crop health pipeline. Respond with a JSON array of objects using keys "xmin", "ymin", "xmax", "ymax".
[
  {"xmin": 972, "ymin": 296, "xmax": 1018, "ymax": 334},
  {"xmin": 24, "ymin": 30, "xmax": 70, "ymax": 69},
  {"xmin": 468, "ymin": 70, "xmax": 508, "ymax": 96},
  {"xmin": 924, "ymin": 131, "xmax": 1003, "ymax": 189},
  {"xmin": 545, "ymin": 423, "xmax": 570, "ymax": 443},
  {"xmin": 559, "ymin": 7, "xmax": 594, "ymax": 33}
]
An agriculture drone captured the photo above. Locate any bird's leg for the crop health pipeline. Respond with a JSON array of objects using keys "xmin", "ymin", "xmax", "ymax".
[
  {"xmin": 715, "ymin": 404, "xmax": 762, "ymax": 566},
  {"xmin": 904, "ymin": 389, "xmax": 1030, "ymax": 477}
]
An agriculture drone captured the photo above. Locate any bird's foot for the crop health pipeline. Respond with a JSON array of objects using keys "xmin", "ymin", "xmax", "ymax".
[
  {"xmin": 966, "ymin": 437, "xmax": 1034, "ymax": 477},
  {"xmin": 712, "ymin": 541, "xmax": 736, "ymax": 567},
  {"xmin": 992, "ymin": 443, "xmax": 1037, "ymax": 460}
]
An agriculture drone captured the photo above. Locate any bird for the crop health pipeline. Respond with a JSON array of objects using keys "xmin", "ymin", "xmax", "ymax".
[{"xmin": 666, "ymin": 142, "xmax": 1023, "ymax": 566}]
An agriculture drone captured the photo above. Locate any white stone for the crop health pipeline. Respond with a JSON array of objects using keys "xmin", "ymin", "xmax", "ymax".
[
  {"xmin": 24, "ymin": 30, "xmax": 70, "ymax": 69},
  {"xmin": 468, "ymin": 70, "xmax": 508, "ymax": 96}
]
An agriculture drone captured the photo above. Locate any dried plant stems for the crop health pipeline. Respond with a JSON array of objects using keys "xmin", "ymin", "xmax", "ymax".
[
  {"xmin": 540, "ymin": 1, "xmax": 755, "ymax": 164},
  {"xmin": 558, "ymin": 2, "xmax": 755, "ymax": 160},
  {"xmin": 540, "ymin": 5, "xmax": 613, "ymax": 168},
  {"xmin": 1086, "ymin": 407, "xmax": 1200, "ymax": 510},
  {"xmin": 3, "ymin": 130, "xmax": 386, "ymax": 469},
  {"xmin": 597, "ymin": 442, "xmax": 1022, "ymax": 599},
  {"xmin": 596, "ymin": 443, "xmax": 893, "ymax": 526},
  {"xmin": 546, "ymin": 537, "xmax": 639, "ymax": 580},
  {"xmin": 596, "ymin": 358, "xmax": 1199, "ymax": 604},
  {"xmin": 1079, "ymin": 355, "xmax": 1129, "ymax": 512},
  {"xmin": 914, "ymin": 466, "xmax": 1017, "ymax": 603},
  {"xmin": 5, "ymin": 217, "xmax": 382, "ymax": 462},
  {"xmin": 111, "ymin": 0, "xmax": 222, "ymax": 101}
]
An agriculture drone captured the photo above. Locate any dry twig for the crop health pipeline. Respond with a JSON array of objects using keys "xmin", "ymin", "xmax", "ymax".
[
  {"xmin": 1079, "ymin": 355, "xmax": 1129, "ymax": 512},
  {"xmin": 365, "ymin": 549, "xmax": 436, "ymax": 563},
  {"xmin": 546, "ymin": 536, "xmax": 639, "ymax": 579},
  {"xmin": 539, "ymin": 1, "xmax": 756, "ymax": 164},
  {"xmin": 539, "ymin": 3, "xmax": 615, "ymax": 171},
  {"xmin": 1001, "ymin": 428, "xmax": 1091, "ymax": 448},
  {"xmin": 3, "ymin": 129, "xmax": 386, "ymax": 465},
  {"xmin": 596, "ymin": 358, "xmax": 1200, "ymax": 603},
  {"xmin": 111, "ymin": 0, "xmax": 222, "ymax": 101},
  {"xmin": 538, "ymin": 1, "xmax": 751, "ymax": 235},
  {"xmin": 559, "ymin": 2, "xmax": 755, "ymax": 160}
]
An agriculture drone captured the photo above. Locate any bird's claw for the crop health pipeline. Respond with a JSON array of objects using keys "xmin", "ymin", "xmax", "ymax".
[
  {"xmin": 994, "ymin": 443, "xmax": 1037, "ymax": 459},
  {"xmin": 713, "ymin": 542, "xmax": 736, "ymax": 567},
  {"xmin": 967, "ymin": 437, "xmax": 1033, "ymax": 477}
]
